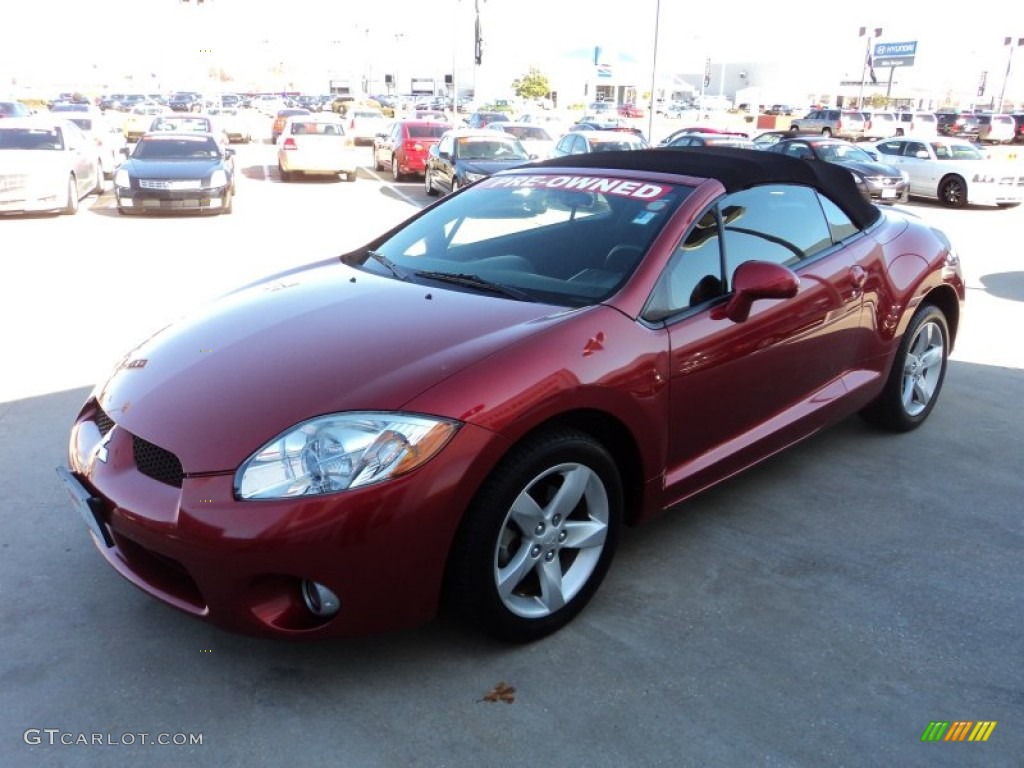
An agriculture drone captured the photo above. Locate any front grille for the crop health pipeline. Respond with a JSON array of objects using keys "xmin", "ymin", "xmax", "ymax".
[
  {"xmin": 94, "ymin": 407, "xmax": 115, "ymax": 436},
  {"xmin": 0, "ymin": 174, "xmax": 29, "ymax": 192},
  {"xmin": 133, "ymin": 436, "xmax": 184, "ymax": 488}
]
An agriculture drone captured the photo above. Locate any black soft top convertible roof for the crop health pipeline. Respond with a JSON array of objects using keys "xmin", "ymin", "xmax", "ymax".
[{"xmin": 529, "ymin": 147, "xmax": 881, "ymax": 230}]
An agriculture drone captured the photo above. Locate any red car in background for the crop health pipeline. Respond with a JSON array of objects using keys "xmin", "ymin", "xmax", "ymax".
[
  {"xmin": 60, "ymin": 148, "xmax": 964, "ymax": 643},
  {"xmin": 617, "ymin": 103, "xmax": 644, "ymax": 118},
  {"xmin": 373, "ymin": 119, "xmax": 451, "ymax": 180}
]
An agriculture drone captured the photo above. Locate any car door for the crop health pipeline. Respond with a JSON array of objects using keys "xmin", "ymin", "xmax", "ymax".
[
  {"xmin": 888, "ymin": 139, "xmax": 936, "ymax": 196},
  {"xmin": 59, "ymin": 123, "xmax": 96, "ymax": 198},
  {"xmin": 435, "ymin": 134, "xmax": 456, "ymax": 193},
  {"xmin": 648, "ymin": 184, "xmax": 869, "ymax": 503}
]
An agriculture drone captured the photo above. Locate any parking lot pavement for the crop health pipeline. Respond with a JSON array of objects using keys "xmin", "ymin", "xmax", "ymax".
[{"xmin": 0, "ymin": 166, "xmax": 1022, "ymax": 767}]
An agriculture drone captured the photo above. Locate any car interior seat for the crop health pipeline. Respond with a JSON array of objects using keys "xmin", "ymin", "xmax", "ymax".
[{"xmin": 604, "ymin": 245, "xmax": 644, "ymax": 274}]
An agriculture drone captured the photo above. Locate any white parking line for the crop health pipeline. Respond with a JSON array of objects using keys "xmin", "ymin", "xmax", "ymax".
[{"xmin": 364, "ymin": 165, "xmax": 423, "ymax": 207}]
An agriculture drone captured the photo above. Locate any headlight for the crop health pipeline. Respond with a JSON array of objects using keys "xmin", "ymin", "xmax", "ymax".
[
  {"xmin": 463, "ymin": 171, "xmax": 486, "ymax": 183},
  {"xmin": 114, "ymin": 168, "xmax": 130, "ymax": 188},
  {"xmin": 234, "ymin": 412, "xmax": 461, "ymax": 500},
  {"xmin": 209, "ymin": 169, "xmax": 228, "ymax": 187}
]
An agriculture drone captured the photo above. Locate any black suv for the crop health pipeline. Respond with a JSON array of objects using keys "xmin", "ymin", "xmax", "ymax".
[
  {"xmin": 935, "ymin": 112, "xmax": 980, "ymax": 139},
  {"xmin": 168, "ymin": 92, "xmax": 203, "ymax": 112}
]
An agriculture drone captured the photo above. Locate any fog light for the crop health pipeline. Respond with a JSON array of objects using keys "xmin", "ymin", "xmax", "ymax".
[{"xmin": 301, "ymin": 580, "xmax": 340, "ymax": 618}]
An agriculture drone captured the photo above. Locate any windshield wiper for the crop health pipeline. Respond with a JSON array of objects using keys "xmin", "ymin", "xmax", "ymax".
[
  {"xmin": 366, "ymin": 250, "xmax": 409, "ymax": 280},
  {"xmin": 413, "ymin": 270, "xmax": 531, "ymax": 301}
]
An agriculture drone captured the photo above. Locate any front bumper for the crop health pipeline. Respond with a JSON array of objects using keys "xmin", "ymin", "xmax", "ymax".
[
  {"xmin": 0, "ymin": 175, "xmax": 65, "ymax": 213},
  {"xmin": 863, "ymin": 177, "xmax": 909, "ymax": 204},
  {"xmin": 62, "ymin": 400, "xmax": 496, "ymax": 638},
  {"xmin": 116, "ymin": 183, "xmax": 230, "ymax": 214}
]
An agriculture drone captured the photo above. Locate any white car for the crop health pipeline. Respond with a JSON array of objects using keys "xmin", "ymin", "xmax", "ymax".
[
  {"xmin": 862, "ymin": 111, "xmax": 899, "ymax": 141},
  {"xmin": 62, "ymin": 112, "xmax": 126, "ymax": 180},
  {"xmin": 975, "ymin": 114, "xmax": 1016, "ymax": 144},
  {"xmin": 894, "ymin": 111, "xmax": 938, "ymax": 138},
  {"xmin": 0, "ymin": 116, "xmax": 103, "ymax": 214},
  {"xmin": 871, "ymin": 135, "xmax": 1024, "ymax": 208},
  {"xmin": 485, "ymin": 122, "xmax": 555, "ymax": 159},
  {"xmin": 276, "ymin": 114, "xmax": 358, "ymax": 182},
  {"xmin": 345, "ymin": 108, "xmax": 388, "ymax": 146}
]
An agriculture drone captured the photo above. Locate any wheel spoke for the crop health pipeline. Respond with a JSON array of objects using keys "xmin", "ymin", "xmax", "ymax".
[
  {"xmin": 562, "ymin": 519, "xmax": 608, "ymax": 550},
  {"xmin": 496, "ymin": 545, "xmax": 537, "ymax": 600},
  {"xmin": 536, "ymin": 558, "xmax": 567, "ymax": 612},
  {"xmin": 913, "ymin": 374, "xmax": 936, "ymax": 405},
  {"xmin": 509, "ymin": 491, "xmax": 544, "ymax": 533},
  {"xmin": 547, "ymin": 465, "xmax": 591, "ymax": 520}
]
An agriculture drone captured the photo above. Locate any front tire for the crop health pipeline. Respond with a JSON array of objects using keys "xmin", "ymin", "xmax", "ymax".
[
  {"xmin": 860, "ymin": 304, "xmax": 949, "ymax": 432},
  {"xmin": 939, "ymin": 175, "xmax": 967, "ymax": 208},
  {"xmin": 62, "ymin": 175, "xmax": 79, "ymax": 215},
  {"xmin": 444, "ymin": 428, "xmax": 622, "ymax": 643}
]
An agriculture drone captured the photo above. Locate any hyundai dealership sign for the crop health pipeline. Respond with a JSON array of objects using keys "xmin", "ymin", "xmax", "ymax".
[{"xmin": 873, "ymin": 41, "xmax": 917, "ymax": 68}]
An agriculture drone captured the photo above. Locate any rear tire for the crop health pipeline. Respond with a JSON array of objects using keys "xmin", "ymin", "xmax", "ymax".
[
  {"xmin": 424, "ymin": 168, "xmax": 438, "ymax": 196},
  {"xmin": 860, "ymin": 304, "xmax": 949, "ymax": 432},
  {"xmin": 392, "ymin": 156, "xmax": 403, "ymax": 182}
]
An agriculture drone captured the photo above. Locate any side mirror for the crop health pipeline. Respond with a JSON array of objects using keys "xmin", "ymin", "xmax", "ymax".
[
  {"xmin": 119, "ymin": 147, "xmax": 130, "ymax": 156},
  {"xmin": 915, "ymin": 150, "xmax": 929, "ymax": 159},
  {"xmin": 224, "ymin": 147, "xmax": 236, "ymax": 157},
  {"xmin": 715, "ymin": 260, "xmax": 799, "ymax": 323},
  {"xmin": 864, "ymin": 150, "xmax": 878, "ymax": 160}
]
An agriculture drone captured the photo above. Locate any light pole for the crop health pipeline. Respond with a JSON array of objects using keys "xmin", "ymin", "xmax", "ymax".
[
  {"xmin": 647, "ymin": 0, "xmax": 661, "ymax": 141},
  {"xmin": 998, "ymin": 36, "xmax": 1024, "ymax": 113},
  {"xmin": 857, "ymin": 26, "xmax": 882, "ymax": 109}
]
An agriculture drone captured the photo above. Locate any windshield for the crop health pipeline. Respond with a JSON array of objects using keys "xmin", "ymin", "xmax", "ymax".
[
  {"xmin": 502, "ymin": 126, "xmax": 552, "ymax": 141},
  {"xmin": 350, "ymin": 172, "xmax": 693, "ymax": 307},
  {"xmin": 815, "ymin": 143, "xmax": 874, "ymax": 163},
  {"xmin": 457, "ymin": 137, "xmax": 530, "ymax": 161},
  {"xmin": 0, "ymin": 128, "xmax": 63, "ymax": 150},
  {"xmin": 152, "ymin": 117, "xmax": 212, "ymax": 132},
  {"xmin": 930, "ymin": 141, "xmax": 984, "ymax": 160},
  {"xmin": 132, "ymin": 136, "xmax": 221, "ymax": 159}
]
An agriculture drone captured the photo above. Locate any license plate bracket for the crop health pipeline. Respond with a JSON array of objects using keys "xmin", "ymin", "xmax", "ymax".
[{"xmin": 55, "ymin": 466, "xmax": 113, "ymax": 548}]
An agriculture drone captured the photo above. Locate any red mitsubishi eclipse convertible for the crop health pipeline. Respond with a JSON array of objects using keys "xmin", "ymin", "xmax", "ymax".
[{"xmin": 60, "ymin": 148, "xmax": 965, "ymax": 642}]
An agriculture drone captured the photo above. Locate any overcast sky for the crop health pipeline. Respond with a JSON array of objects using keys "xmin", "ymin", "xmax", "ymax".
[{"xmin": 5, "ymin": 0, "xmax": 1021, "ymax": 97}]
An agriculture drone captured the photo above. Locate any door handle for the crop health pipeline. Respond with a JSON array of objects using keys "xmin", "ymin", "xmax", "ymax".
[{"xmin": 848, "ymin": 265, "xmax": 867, "ymax": 290}]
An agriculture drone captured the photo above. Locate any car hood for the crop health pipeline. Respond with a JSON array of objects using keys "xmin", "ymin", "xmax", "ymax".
[
  {"xmin": 95, "ymin": 261, "xmax": 570, "ymax": 472},
  {"xmin": 0, "ymin": 150, "xmax": 72, "ymax": 173},
  {"xmin": 122, "ymin": 158, "xmax": 224, "ymax": 177},
  {"xmin": 829, "ymin": 158, "xmax": 900, "ymax": 176}
]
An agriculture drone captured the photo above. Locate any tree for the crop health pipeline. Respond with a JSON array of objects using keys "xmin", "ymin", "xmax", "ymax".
[{"xmin": 511, "ymin": 68, "xmax": 551, "ymax": 101}]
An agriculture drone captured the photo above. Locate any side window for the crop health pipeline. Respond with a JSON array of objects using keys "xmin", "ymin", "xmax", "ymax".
[
  {"xmin": 874, "ymin": 140, "xmax": 902, "ymax": 156},
  {"xmin": 720, "ymin": 185, "xmax": 833, "ymax": 277},
  {"xmin": 905, "ymin": 141, "xmax": 926, "ymax": 156},
  {"xmin": 643, "ymin": 209, "xmax": 725, "ymax": 322},
  {"xmin": 438, "ymin": 135, "xmax": 453, "ymax": 155},
  {"xmin": 817, "ymin": 193, "xmax": 859, "ymax": 243}
]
